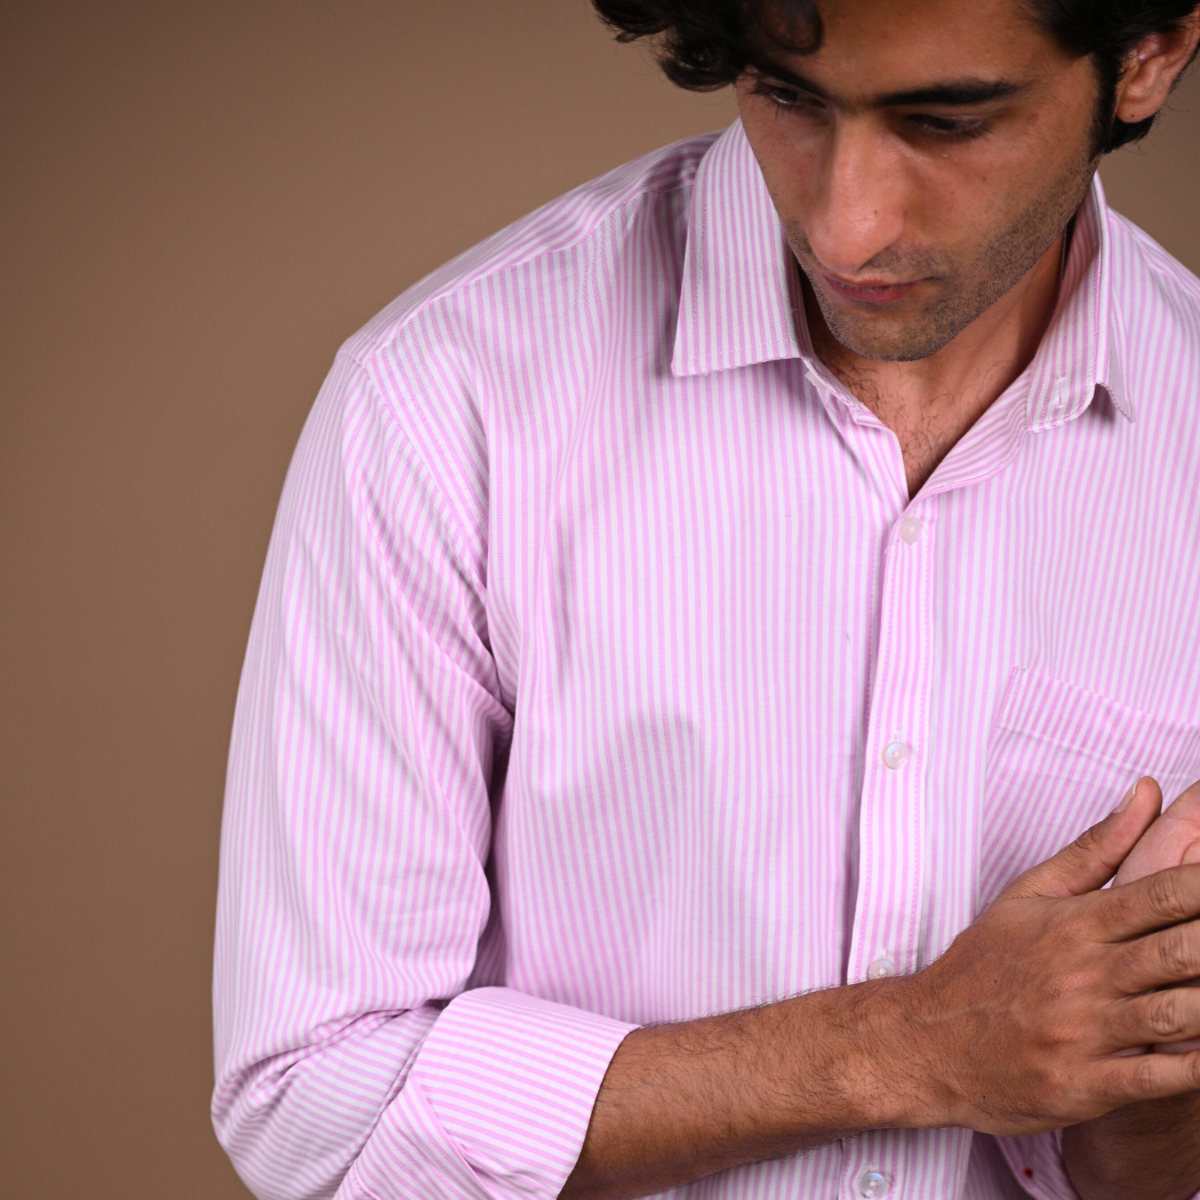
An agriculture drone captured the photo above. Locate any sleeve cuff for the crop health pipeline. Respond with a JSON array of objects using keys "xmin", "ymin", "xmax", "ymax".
[{"xmin": 347, "ymin": 987, "xmax": 638, "ymax": 1200}]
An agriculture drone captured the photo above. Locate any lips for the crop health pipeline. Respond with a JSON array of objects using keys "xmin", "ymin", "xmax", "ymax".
[{"xmin": 820, "ymin": 273, "xmax": 922, "ymax": 304}]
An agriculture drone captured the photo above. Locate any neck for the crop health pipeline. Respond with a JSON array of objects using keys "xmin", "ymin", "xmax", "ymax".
[{"xmin": 805, "ymin": 231, "xmax": 1067, "ymax": 497}]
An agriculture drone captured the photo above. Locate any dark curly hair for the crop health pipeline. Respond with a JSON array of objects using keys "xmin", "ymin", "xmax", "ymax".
[{"xmin": 592, "ymin": 0, "xmax": 1199, "ymax": 153}]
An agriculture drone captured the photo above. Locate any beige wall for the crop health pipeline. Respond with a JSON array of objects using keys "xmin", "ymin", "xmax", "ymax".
[
  {"xmin": 1, "ymin": 4, "xmax": 1196, "ymax": 1196},
  {"xmin": 1101, "ymin": 68, "xmax": 1200, "ymax": 269}
]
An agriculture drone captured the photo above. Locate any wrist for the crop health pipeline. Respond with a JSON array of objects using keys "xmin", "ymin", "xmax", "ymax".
[
  {"xmin": 780, "ymin": 975, "xmax": 946, "ymax": 1137},
  {"xmin": 851, "ymin": 974, "xmax": 952, "ymax": 1131}
]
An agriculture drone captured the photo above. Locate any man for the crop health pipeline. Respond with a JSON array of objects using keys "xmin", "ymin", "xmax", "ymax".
[{"xmin": 212, "ymin": 1, "xmax": 1200, "ymax": 1197}]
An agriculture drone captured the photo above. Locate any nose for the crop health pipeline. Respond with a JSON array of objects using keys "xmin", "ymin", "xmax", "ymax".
[{"xmin": 804, "ymin": 120, "xmax": 905, "ymax": 276}]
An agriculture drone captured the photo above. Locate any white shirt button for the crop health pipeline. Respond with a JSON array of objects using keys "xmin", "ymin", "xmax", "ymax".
[
  {"xmin": 867, "ymin": 957, "xmax": 896, "ymax": 979},
  {"xmin": 859, "ymin": 1169, "xmax": 890, "ymax": 1198},
  {"xmin": 882, "ymin": 740, "xmax": 911, "ymax": 770},
  {"xmin": 899, "ymin": 516, "xmax": 923, "ymax": 545}
]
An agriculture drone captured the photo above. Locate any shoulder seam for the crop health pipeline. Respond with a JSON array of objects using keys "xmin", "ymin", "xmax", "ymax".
[
  {"xmin": 343, "ymin": 134, "xmax": 717, "ymax": 368},
  {"xmin": 1110, "ymin": 210, "xmax": 1200, "ymax": 306},
  {"xmin": 334, "ymin": 353, "xmax": 481, "ymax": 589}
]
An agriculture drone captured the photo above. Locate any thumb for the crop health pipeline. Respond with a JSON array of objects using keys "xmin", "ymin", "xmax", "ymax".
[{"xmin": 1001, "ymin": 777, "xmax": 1163, "ymax": 900}]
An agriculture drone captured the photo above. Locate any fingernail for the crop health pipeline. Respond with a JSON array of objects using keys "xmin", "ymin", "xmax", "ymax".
[{"xmin": 1116, "ymin": 780, "xmax": 1139, "ymax": 812}]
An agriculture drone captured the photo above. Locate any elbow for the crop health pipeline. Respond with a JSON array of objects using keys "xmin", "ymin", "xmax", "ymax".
[
  {"xmin": 213, "ymin": 1055, "xmax": 356, "ymax": 1200},
  {"xmin": 212, "ymin": 1009, "xmax": 434, "ymax": 1200}
]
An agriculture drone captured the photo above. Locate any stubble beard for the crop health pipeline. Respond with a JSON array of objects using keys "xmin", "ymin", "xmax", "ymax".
[{"xmin": 786, "ymin": 149, "xmax": 1099, "ymax": 364}]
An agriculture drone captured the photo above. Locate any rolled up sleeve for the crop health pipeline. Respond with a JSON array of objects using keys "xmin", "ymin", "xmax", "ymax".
[{"xmin": 343, "ymin": 988, "xmax": 634, "ymax": 1200}]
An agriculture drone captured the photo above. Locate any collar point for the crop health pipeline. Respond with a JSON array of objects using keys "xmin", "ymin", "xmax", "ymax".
[{"xmin": 1109, "ymin": 386, "xmax": 1136, "ymax": 423}]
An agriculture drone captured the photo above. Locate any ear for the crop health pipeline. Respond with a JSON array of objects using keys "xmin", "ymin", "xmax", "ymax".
[{"xmin": 1113, "ymin": 9, "xmax": 1200, "ymax": 125}]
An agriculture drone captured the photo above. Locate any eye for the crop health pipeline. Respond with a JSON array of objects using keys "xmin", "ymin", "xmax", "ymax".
[
  {"xmin": 905, "ymin": 113, "xmax": 988, "ymax": 141},
  {"xmin": 750, "ymin": 80, "xmax": 824, "ymax": 114}
]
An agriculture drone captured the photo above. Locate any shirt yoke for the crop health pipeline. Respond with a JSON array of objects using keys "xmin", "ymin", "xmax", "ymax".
[
  {"xmin": 1108, "ymin": 207, "xmax": 1200, "ymax": 321},
  {"xmin": 338, "ymin": 131, "xmax": 721, "ymax": 372}
]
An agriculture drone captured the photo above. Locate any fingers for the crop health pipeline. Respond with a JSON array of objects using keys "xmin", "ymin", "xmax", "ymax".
[
  {"xmin": 1097, "ymin": 1045, "xmax": 1200, "ymax": 1107},
  {"xmin": 1116, "ymin": 919, "xmax": 1200, "ymax": 993},
  {"xmin": 1095, "ymin": 863, "xmax": 1200, "ymax": 942},
  {"xmin": 1003, "ymin": 778, "xmax": 1162, "ymax": 901},
  {"xmin": 1167, "ymin": 778, "xmax": 1200, "ymax": 828},
  {"xmin": 1108, "ymin": 984, "xmax": 1200, "ymax": 1052},
  {"xmin": 1153, "ymin": 1031, "xmax": 1200, "ymax": 1055},
  {"xmin": 1115, "ymin": 778, "xmax": 1200, "ymax": 886}
]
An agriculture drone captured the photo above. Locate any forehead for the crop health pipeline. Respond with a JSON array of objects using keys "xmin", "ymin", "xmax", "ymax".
[{"xmin": 756, "ymin": 0, "xmax": 1070, "ymax": 104}]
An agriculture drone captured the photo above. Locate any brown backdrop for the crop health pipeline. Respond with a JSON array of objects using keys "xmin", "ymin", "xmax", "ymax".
[{"xmin": 2, "ymin": 4, "xmax": 1197, "ymax": 1197}]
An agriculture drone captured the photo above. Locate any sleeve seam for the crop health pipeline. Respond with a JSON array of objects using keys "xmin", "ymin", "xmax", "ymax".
[{"xmin": 336, "ymin": 352, "xmax": 483, "ymax": 595}]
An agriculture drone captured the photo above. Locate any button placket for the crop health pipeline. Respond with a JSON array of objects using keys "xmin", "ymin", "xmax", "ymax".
[{"xmin": 847, "ymin": 504, "xmax": 936, "ymax": 987}]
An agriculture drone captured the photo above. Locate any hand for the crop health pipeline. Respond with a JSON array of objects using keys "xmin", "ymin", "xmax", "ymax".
[
  {"xmin": 562, "ymin": 781, "xmax": 1200, "ymax": 1200},
  {"xmin": 1116, "ymin": 779, "xmax": 1200, "ymax": 885},
  {"xmin": 891, "ymin": 778, "xmax": 1200, "ymax": 1137},
  {"xmin": 1115, "ymin": 779, "xmax": 1200, "ymax": 1054},
  {"xmin": 1061, "ymin": 778, "xmax": 1200, "ymax": 1200}
]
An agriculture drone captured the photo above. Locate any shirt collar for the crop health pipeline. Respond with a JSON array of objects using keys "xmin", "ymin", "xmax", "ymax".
[
  {"xmin": 1024, "ymin": 171, "xmax": 1134, "ymax": 428},
  {"xmin": 671, "ymin": 120, "xmax": 1133, "ymax": 426},
  {"xmin": 671, "ymin": 120, "xmax": 804, "ymax": 377}
]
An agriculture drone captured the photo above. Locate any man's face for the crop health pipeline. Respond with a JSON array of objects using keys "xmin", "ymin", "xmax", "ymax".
[{"xmin": 736, "ymin": 0, "xmax": 1102, "ymax": 362}]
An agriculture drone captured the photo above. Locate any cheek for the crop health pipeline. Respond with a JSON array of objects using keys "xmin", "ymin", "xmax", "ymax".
[
  {"xmin": 902, "ymin": 143, "xmax": 1051, "ymax": 249},
  {"xmin": 741, "ymin": 123, "xmax": 824, "ymax": 225}
]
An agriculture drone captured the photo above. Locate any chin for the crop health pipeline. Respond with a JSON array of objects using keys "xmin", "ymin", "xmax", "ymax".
[
  {"xmin": 816, "ymin": 280, "xmax": 982, "ymax": 362},
  {"xmin": 824, "ymin": 315, "xmax": 958, "ymax": 363}
]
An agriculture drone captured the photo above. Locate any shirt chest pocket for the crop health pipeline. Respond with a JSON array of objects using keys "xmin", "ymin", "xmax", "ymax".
[{"xmin": 978, "ymin": 668, "xmax": 1200, "ymax": 909}]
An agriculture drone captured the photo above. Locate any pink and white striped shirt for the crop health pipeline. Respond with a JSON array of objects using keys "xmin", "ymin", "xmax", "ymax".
[{"xmin": 213, "ymin": 120, "xmax": 1200, "ymax": 1200}]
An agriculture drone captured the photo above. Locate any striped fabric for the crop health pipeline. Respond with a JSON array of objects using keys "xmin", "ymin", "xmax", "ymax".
[{"xmin": 213, "ymin": 120, "xmax": 1200, "ymax": 1200}]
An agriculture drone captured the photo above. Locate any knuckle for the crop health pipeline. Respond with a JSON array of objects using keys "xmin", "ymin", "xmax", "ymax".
[
  {"xmin": 1147, "ymin": 871, "xmax": 1191, "ymax": 923},
  {"xmin": 1159, "ymin": 929, "xmax": 1195, "ymax": 981},
  {"xmin": 1045, "ymin": 967, "xmax": 1087, "ymax": 1007},
  {"xmin": 1072, "ymin": 825, "xmax": 1101, "ymax": 858},
  {"xmin": 1131, "ymin": 1052, "xmax": 1163, "ymax": 1099},
  {"xmin": 1116, "ymin": 940, "xmax": 1152, "ymax": 990},
  {"xmin": 1043, "ymin": 1063, "xmax": 1077, "ymax": 1101},
  {"xmin": 1038, "ymin": 1007, "xmax": 1075, "ymax": 1048},
  {"xmin": 1148, "ymin": 991, "xmax": 1185, "ymax": 1039}
]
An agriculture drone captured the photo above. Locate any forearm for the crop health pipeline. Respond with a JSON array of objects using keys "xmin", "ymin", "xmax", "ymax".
[
  {"xmin": 1064, "ymin": 1092, "xmax": 1200, "ymax": 1200},
  {"xmin": 561, "ymin": 978, "xmax": 920, "ymax": 1200}
]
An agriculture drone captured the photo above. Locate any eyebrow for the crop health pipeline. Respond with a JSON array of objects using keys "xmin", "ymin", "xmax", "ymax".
[{"xmin": 750, "ymin": 59, "xmax": 1027, "ymax": 109}]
